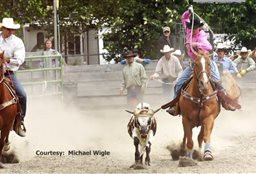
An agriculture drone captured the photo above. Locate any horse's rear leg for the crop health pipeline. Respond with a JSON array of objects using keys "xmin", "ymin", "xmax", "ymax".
[
  {"xmin": 182, "ymin": 117, "xmax": 193, "ymax": 158},
  {"xmin": 203, "ymin": 116, "xmax": 215, "ymax": 161}
]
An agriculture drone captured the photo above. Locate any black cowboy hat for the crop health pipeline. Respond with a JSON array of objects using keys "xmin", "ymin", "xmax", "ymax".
[
  {"xmin": 123, "ymin": 50, "xmax": 136, "ymax": 58},
  {"xmin": 186, "ymin": 17, "xmax": 204, "ymax": 29}
]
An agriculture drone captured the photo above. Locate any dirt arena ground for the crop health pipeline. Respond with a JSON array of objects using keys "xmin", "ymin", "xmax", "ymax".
[{"xmin": 1, "ymin": 90, "xmax": 256, "ymax": 173}]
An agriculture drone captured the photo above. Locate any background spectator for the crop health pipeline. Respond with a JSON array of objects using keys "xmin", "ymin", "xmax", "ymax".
[
  {"xmin": 120, "ymin": 50, "xmax": 147, "ymax": 109},
  {"xmin": 234, "ymin": 47, "xmax": 256, "ymax": 77},
  {"xmin": 150, "ymin": 45, "xmax": 182, "ymax": 100},
  {"xmin": 157, "ymin": 26, "xmax": 173, "ymax": 58}
]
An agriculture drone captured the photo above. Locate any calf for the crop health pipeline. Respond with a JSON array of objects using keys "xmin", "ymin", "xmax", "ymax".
[{"xmin": 126, "ymin": 103, "xmax": 160, "ymax": 167}]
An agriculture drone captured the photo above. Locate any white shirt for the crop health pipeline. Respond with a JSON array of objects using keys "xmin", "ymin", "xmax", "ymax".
[
  {"xmin": 0, "ymin": 32, "xmax": 25, "ymax": 71},
  {"xmin": 153, "ymin": 55, "xmax": 183, "ymax": 80}
]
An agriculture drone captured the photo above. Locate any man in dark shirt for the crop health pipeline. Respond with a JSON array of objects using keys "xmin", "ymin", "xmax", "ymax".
[{"xmin": 157, "ymin": 26, "xmax": 173, "ymax": 58}]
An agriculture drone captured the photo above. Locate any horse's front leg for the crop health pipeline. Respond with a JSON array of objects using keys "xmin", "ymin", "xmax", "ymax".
[
  {"xmin": 145, "ymin": 142, "xmax": 151, "ymax": 166},
  {"xmin": 0, "ymin": 127, "xmax": 9, "ymax": 168},
  {"xmin": 202, "ymin": 116, "xmax": 215, "ymax": 161},
  {"xmin": 182, "ymin": 117, "xmax": 193, "ymax": 158},
  {"xmin": 3, "ymin": 131, "xmax": 10, "ymax": 152}
]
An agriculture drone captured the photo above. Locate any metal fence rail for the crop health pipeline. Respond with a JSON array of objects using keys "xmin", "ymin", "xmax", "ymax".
[{"xmin": 16, "ymin": 53, "xmax": 64, "ymax": 98}]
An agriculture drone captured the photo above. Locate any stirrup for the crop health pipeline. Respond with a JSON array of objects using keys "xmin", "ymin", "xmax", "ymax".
[
  {"xmin": 14, "ymin": 121, "xmax": 26, "ymax": 137},
  {"xmin": 166, "ymin": 107, "xmax": 179, "ymax": 116},
  {"xmin": 221, "ymin": 102, "xmax": 236, "ymax": 111}
]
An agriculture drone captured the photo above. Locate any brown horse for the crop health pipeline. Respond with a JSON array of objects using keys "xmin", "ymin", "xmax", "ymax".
[
  {"xmin": 178, "ymin": 52, "xmax": 220, "ymax": 164},
  {"xmin": 0, "ymin": 52, "xmax": 18, "ymax": 168}
]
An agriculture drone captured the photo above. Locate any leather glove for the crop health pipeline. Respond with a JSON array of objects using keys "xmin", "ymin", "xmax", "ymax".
[
  {"xmin": 236, "ymin": 73, "xmax": 242, "ymax": 78},
  {"xmin": 188, "ymin": 6, "xmax": 194, "ymax": 13},
  {"xmin": 143, "ymin": 58, "xmax": 151, "ymax": 64},
  {"xmin": 240, "ymin": 69, "xmax": 247, "ymax": 75}
]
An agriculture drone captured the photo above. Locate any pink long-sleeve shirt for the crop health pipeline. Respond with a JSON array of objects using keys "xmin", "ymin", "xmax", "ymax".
[{"xmin": 182, "ymin": 10, "xmax": 212, "ymax": 61}]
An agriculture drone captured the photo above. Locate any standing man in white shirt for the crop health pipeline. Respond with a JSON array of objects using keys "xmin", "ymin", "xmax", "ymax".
[
  {"xmin": 150, "ymin": 45, "xmax": 183, "ymax": 99},
  {"xmin": 0, "ymin": 18, "xmax": 26, "ymax": 137}
]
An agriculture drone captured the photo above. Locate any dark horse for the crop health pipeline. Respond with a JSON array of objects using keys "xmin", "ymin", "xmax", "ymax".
[
  {"xmin": 178, "ymin": 52, "xmax": 220, "ymax": 164},
  {"xmin": 0, "ymin": 52, "xmax": 18, "ymax": 168}
]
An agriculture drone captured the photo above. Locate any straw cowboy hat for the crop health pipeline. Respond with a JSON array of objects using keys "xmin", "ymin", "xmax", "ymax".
[
  {"xmin": 0, "ymin": 18, "xmax": 20, "ymax": 29},
  {"xmin": 123, "ymin": 50, "xmax": 136, "ymax": 58},
  {"xmin": 173, "ymin": 49, "xmax": 182, "ymax": 56},
  {"xmin": 160, "ymin": 45, "xmax": 174, "ymax": 53},
  {"xmin": 216, "ymin": 43, "xmax": 225, "ymax": 51},
  {"xmin": 240, "ymin": 47, "xmax": 248, "ymax": 53},
  {"xmin": 162, "ymin": 26, "xmax": 170, "ymax": 32}
]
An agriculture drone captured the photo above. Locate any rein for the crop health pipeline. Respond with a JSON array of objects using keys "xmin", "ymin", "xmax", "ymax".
[
  {"xmin": 0, "ymin": 80, "xmax": 18, "ymax": 111},
  {"xmin": 0, "ymin": 63, "xmax": 18, "ymax": 111}
]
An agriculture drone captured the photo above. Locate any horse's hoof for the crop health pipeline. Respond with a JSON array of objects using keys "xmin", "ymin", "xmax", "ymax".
[
  {"xmin": 204, "ymin": 151, "xmax": 214, "ymax": 161},
  {"xmin": 171, "ymin": 149, "xmax": 180, "ymax": 160},
  {"xmin": 193, "ymin": 150, "xmax": 203, "ymax": 161},
  {"xmin": 178, "ymin": 157, "xmax": 198, "ymax": 167},
  {"xmin": 0, "ymin": 162, "xmax": 5, "ymax": 169},
  {"xmin": 2, "ymin": 151, "xmax": 19, "ymax": 164}
]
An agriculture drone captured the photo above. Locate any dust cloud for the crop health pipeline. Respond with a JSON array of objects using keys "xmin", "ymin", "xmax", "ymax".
[{"xmin": 7, "ymin": 87, "xmax": 256, "ymax": 164}]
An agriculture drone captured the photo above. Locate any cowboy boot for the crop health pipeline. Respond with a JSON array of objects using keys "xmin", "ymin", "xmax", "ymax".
[
  {"xmin": 166, "ymin": 103, "xmax": 179, "ymax": 116},
  {"xmin": 14, "ymin": 114, "xmax": 26, "ymax": 137},
  {"xmin": 217, "ymin": 89, "xmax": 241, "ymax": 111}
]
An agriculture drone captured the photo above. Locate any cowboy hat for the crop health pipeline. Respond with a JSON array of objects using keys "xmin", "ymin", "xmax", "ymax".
[
  {"xmin": 186, "ymin": 17, "xmax": 204, "ymax": 29},
  {"xmin": 162, "ymin": 26, "xmax": 170, "ymax": 32},
  {"xmin": 123, "ymin": 50, "xmax": 136, "ymax": 58},
  {"xmin": 0, "ymin": 18, "xmax": 20, "ymax": 29},
  {"xmin": 173, "ymin": 49, "xmax": 182, "ymax": 56},
  {"xmin": 216, "ymin": 43, "xmax": 225, "ymax": 51},
  {"xmin": 160, "ymin": 45, "xmax": 174, "ymax": 53},
  {"xmin": 240, "ymin": 47, "xmax": 248, "ymax": 53}
]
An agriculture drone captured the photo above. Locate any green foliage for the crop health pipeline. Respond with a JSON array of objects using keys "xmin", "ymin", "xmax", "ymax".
[{"xmin": 1, "ymin": 0, "xmax": 256, "ymax": 57}]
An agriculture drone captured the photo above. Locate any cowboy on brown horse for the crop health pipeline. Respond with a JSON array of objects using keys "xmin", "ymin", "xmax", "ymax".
[
  {"xmin": 0, "ymin": 17, "xmax": 27, "ymax": 137},
  {"xmin": 164, "ymin": 7, "xmax": 241, "ymax": 116}
]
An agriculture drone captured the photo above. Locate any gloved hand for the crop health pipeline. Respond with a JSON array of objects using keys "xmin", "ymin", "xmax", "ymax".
[
  {"xmin": 120, "ymin": 59, "xmax": 127, "ymax": 65},
  {"xmin": 240, "ymin": 69, "xmax": 247, "ymax": 76},
  {"xmin": 236, "ymin": 73, "xmax": 242, "ymax": 78},
  {"xmin": 143, "ymin": 58, "xmax": 152, "ymax": 64},
  {"xmin": 188, "ymin": 5, "xmax": 194, "ymax": 13}
]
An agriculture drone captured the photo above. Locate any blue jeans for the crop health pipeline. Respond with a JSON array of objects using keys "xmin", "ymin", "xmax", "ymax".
[
  {"xmin": 174, "ymin": 61, "xmax": 222, "ymax": 98},
  {"xmin": 6, "ymin": 73, "xmax": 27, "ymax": 118}
]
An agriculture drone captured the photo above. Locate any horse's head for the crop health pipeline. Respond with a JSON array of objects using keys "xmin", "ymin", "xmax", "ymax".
[
  {"xmin": 193, "ymin": 52, "xmax": 211, "ymax": 94},
  {"xmin": 126, "ymin": 102, "xmax": 159, "ymax": 139}
]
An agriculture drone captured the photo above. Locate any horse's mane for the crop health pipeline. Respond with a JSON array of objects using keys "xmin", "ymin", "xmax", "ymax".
[{"xmin": 196, "ymin": 50, "xmax": 210, "ymax": 60}]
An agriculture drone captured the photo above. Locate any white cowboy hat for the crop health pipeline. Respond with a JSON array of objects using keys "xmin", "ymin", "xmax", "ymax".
[
  {"xmin": 240, "ymin": 47, "xmax": 248, "ymax": 53},
  {"xmin": 0, "ymin": 18, "xmax": 20, "ymax": 29},
  {"xmin": 216, "ymin": 43, "xmax": 225, "ymax": 50},
  {"xmin": 160, "ymin": 45, "xmax": 174, "ymax": 53},
  {"xmin": 173, "ymin": 49, "xmax": 182, "ymax": 56}
]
